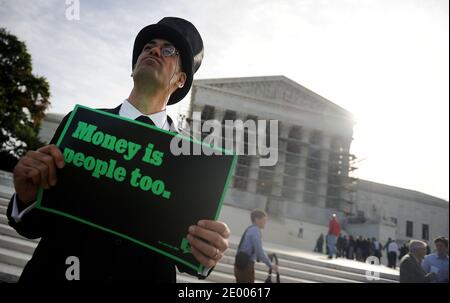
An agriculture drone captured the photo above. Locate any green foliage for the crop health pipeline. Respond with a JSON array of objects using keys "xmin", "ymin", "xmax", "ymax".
[{"xmin": 0, "ymin": 28, "xmax": 50, "ymax": 170}]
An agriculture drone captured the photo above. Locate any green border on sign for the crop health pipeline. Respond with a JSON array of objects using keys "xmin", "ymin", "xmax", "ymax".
[{"xmin": 35, "ymin": 104, "xmax": 237, "ymax": 273}]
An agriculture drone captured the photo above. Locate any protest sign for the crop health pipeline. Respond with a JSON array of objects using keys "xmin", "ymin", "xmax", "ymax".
[{"xmin": 36, "ymin": 104, "xmax": 236, "ymax": 272}]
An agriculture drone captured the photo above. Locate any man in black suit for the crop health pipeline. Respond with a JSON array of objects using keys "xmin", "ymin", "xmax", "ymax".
[
  {"xmin": 399, "ymin": 240, "xmax": 436, "ymax": 283},
  {"xmin": 7, "ymin": 17, "xmax": 230, "ymax": 283}
]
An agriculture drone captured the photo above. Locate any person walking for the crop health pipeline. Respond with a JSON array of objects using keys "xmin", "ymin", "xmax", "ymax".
[
  {"xmin": 400, "ymin": 240, "xmax": 436, "ymax": 283},
  {"xmin": 387, "ymin": 239, "xmax": 399, "ymax": 269},
  {"xmin": 327, "ymin": 214, "xmax": 341, "ymax": 259},
  {"xmin": 234, "ymin": 209, "xmax": 278, "ymax": 283}
]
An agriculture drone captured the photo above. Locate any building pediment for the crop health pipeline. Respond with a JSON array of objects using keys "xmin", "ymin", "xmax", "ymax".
[{"xmin": 194, "ymin": 76, "xmax": 353, "ymax": 120}]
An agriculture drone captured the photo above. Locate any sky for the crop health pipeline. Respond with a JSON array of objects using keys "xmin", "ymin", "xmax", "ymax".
[{"xmin": 0, "ymin": 0, "xmax": 448, "ymax": 200}]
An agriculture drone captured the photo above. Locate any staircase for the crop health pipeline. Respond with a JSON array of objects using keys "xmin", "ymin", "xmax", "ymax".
[
  {"xmin": 177, "ymin": 240, "xmax": 399, "ymax": 283},
  {"xmin": 0, "ymin": 172, "xmax": 398, "ymax": 283}
]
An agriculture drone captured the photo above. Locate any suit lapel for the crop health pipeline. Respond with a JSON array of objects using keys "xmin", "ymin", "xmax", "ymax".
[
  {"xmin": 102, "ymin": 104, "xmax": 122, "ymax": 115},
  {"xmin": 410, "ymin": 254, "xmax": 426, "ymax": 275},
  {"xmin": 166, "ymin": 115, "xmax": 180, "ymax": 133}
]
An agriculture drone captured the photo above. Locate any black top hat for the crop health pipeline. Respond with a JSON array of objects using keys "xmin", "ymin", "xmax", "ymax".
[{"xmin": 132, "ymin": 17, "xmax": 204, "ymax": 105}]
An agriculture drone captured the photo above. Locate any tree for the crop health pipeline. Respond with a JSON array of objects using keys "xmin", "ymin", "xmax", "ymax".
[{"xmin": 0, "ymin": 28, "xmax": 50, "ymax": 171}]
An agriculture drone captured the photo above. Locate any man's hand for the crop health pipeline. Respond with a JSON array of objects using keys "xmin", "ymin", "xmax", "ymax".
[
  {"xmin": 13, "ymin": 144, "xmax": 65, "ymax": 207},
  {"xmin": 187, "ymin": 220, "xmax": 230, "ymax": 268}
]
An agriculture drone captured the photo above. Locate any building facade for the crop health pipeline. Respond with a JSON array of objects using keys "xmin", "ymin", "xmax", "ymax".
[{"xmin": 347, "ymin": 180, "xmax": 449, "ymax": 245}]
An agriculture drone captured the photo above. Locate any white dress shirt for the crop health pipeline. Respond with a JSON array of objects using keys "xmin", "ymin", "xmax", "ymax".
[{"xmin": 119, "ymin": 99, "xmax": 170, "ymax": 131}]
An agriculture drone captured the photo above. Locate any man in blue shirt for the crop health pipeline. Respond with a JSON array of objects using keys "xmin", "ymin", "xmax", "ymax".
[
  {"xmin": 233, "ymin": 209, "xmax": 278, "ymax": 283},
  {"xmin": 422, "ymin": 236, "xmax": 449, "ymax": 283}
]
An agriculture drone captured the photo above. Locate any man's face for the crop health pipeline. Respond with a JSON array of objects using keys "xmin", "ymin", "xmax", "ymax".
[
  {"xmin": 415, "ymin": 245, "xmax": 427, "ymax": 260},
  {"xmin": 255, "ymin": 216, "xmax": 268, "ymax": 229},
  {"xmin": 435, "ymin": 241, "xmax": 448, "ymax": 257},
  {"xmin": 133, "ymin": 38, "xmax": 186, "ymax": 93}
]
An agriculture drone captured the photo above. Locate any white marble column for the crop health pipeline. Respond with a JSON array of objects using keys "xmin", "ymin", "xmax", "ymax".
[
  {"xmin": 297, "ymin": 127, "xmax": 311, "ymax": 203},
  {"xmin": 318, "ymin": 134, "xmax": 332, "ymax": 209}
]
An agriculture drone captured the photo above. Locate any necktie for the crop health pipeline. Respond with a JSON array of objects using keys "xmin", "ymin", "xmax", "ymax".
[{"xmin": 135, "ymin": 115, "xmax": 155, "ymax": 126}]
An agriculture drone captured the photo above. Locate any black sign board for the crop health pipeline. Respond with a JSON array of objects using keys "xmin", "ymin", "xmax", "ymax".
[{"xmin": 36, "ymin": 105, "xmax": 236, "ymax": 272}]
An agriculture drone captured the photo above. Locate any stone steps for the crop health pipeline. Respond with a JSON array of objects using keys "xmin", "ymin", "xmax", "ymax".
[
  {"xmin": 176, "ymin": 273, "xmax": 212, "ymax": 283},
  {"xmin": 223, "ymin": 247, "xmax": 397, "ymax": 283},
  {"xmin": 226, "ymin": 242, "xmax": 398, "ymax": 282},
  {"xmin": 0, "ymin": 193, "xmax": 398, "ymax": 283},
  {"xmin": 0, "ymin": 246, "xmax": 30, "ymax": 268},
  {"xmin": 219, "ymin": 253, "xmax": 395, "ymax": 283},
  {"xmin": 0, "ymin": 197, "xmax": 9, "ymax": 207},
  {"xmin": 212, "ymin": 261, "xmax": 317, "ymax": 283},
  {"xmin": 0, "ymin": 205, "xmax": 6, "ymax": 215},
  {"xmin": 0, "ymin": 223, "xmax": 40, "ymax": 243},
  {"xmin": 0, "ymin": 262, "xmax": 22, "ymax": 283},
  {"xmin": 0, "ymin": 213, "xmax": 7, "ymax": 225},
  {"xmin": 0, "ymin": 233, "xmax": 38, "ymax": 255}
]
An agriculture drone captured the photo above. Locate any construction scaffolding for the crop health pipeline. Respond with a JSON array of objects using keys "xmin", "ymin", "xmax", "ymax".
[{"xmin": 179, "ymin": 104, "xmax": 359, "ymax": 219}]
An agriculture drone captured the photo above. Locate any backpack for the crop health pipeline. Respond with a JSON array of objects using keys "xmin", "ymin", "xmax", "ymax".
[{"xmin": 234, "ymin": 226, "xmax": 254, "ymax": 270}]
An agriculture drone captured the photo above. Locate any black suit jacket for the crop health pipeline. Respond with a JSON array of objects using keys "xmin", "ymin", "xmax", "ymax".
[
  {"xmin": 399, "ymin": 253, "xmax": 432, "ymax": 283},
  {"xmin": 7, "ymin": 105, "xmax": 208, "ymax": 283}
]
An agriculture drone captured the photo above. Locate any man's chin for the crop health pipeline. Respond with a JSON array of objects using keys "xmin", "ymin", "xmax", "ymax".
[{"xmin": 133, "ymin": 69, "xmax": 162, "ymax": 87}]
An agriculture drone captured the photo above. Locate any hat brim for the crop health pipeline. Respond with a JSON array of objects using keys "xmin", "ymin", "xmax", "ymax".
[{"xmin": 132, "ymin": 24, "xmax": 193, "ymax": 105}]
